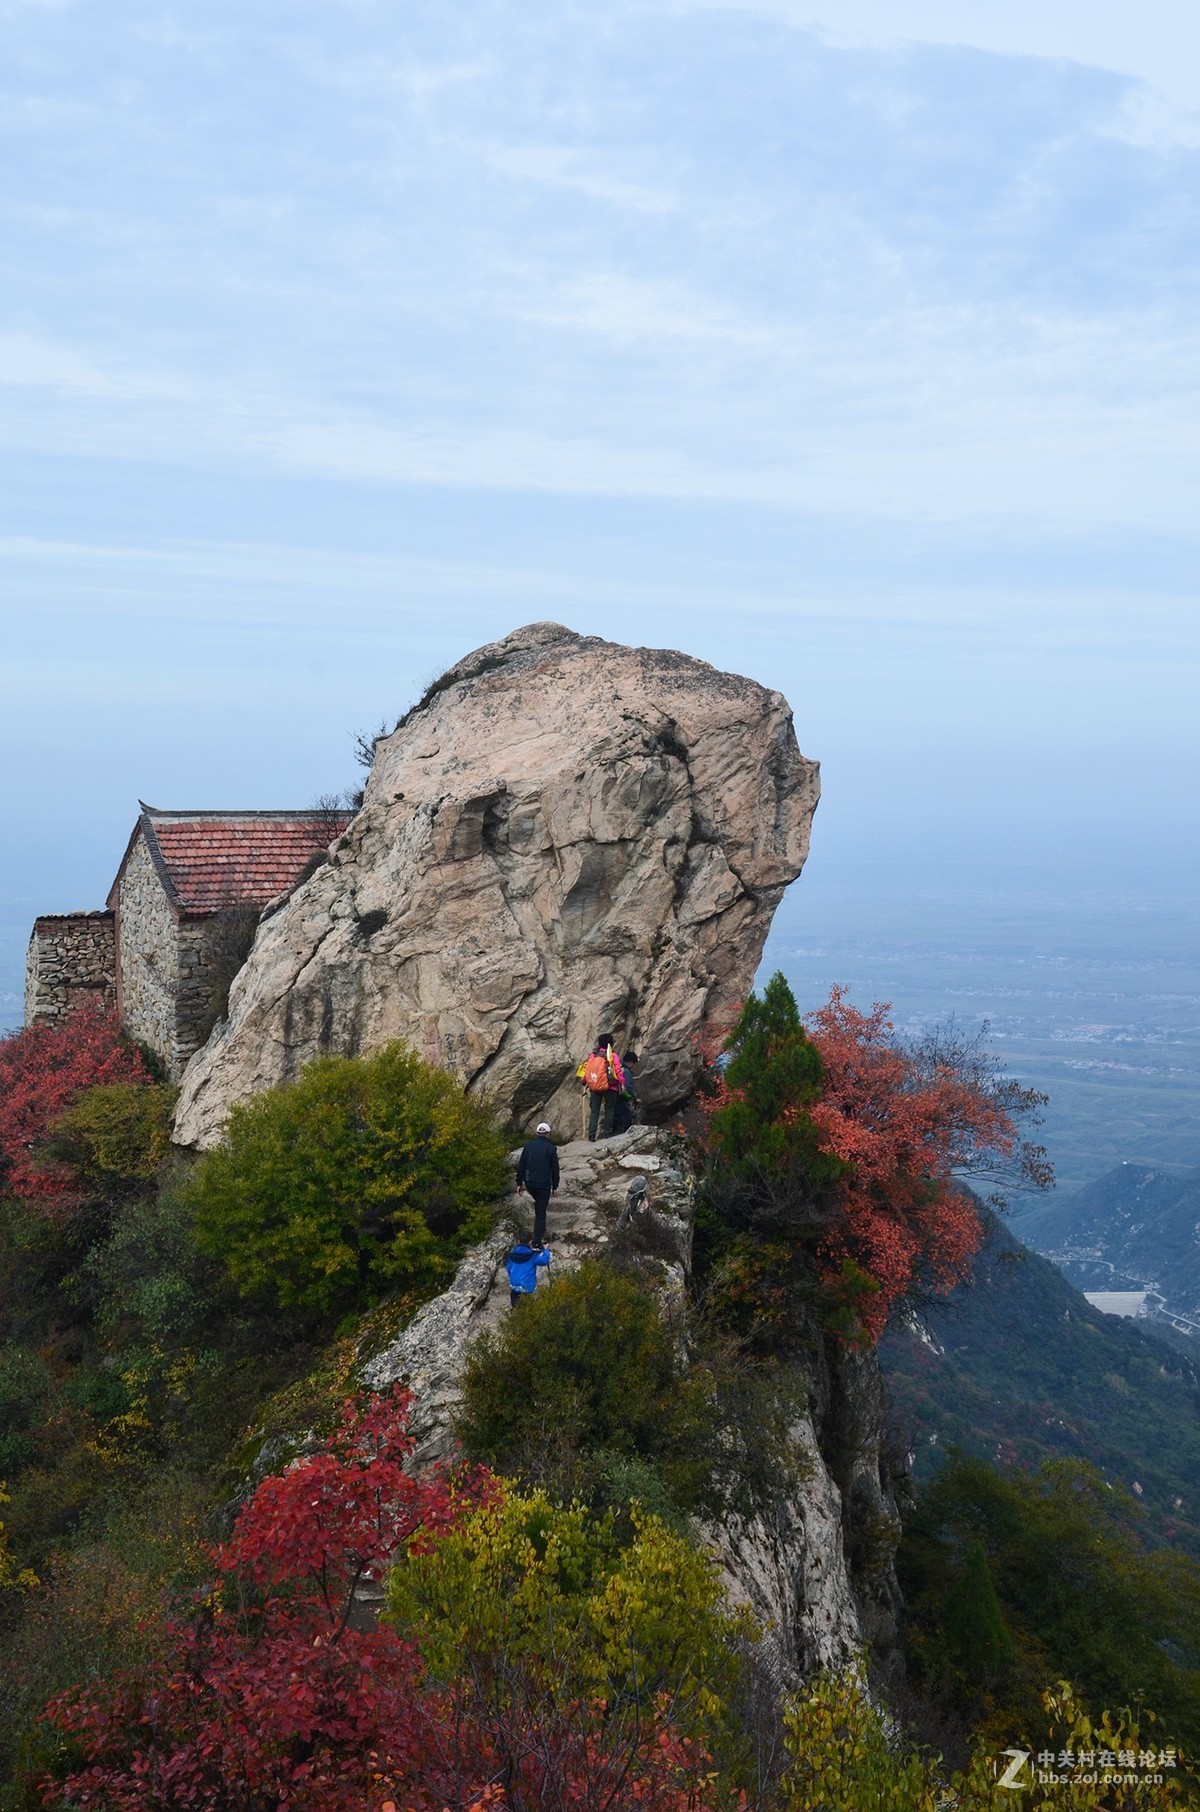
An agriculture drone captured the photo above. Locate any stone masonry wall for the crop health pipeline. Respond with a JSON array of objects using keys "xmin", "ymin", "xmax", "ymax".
[
  {"xmin": 115, "ymin": 835, "xmax": 182, "ymax": 1076},
  {"xmin": 24, "ymin": 912, "xmax": 116, "ymax": 1024},
  {"xmin": 114, "ymin": 835, "xmax": 264, "ymax": 1079},
  {"xmin": 175, "ymin": 912, "xmax": 260, "ymax": 1074},
  {"xmin": 177, "ymin": 920, "xmax": 217, "ymax": 1072}
]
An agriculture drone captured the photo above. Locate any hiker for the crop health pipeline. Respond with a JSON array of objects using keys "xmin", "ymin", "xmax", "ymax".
[
  {"xmin": 579, "ymin": 1033, "xmax": 625, "ymax": 1141},
  {"xmin": 506, "ymin": 1239, "xmax": 551, "ymax": 1307},
  {"xmin": 516, "ymin": 1121, "xmax": 559, "ymax": 1244},
  {"xmin": 611, "ymin": 1050, "xmax": 640, "ymax": 1135}
]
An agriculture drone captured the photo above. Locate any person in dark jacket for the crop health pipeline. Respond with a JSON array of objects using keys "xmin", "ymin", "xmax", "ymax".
[
  {"xmin": 611, "ymin": 1051, "xmax": 640, "ymax": 1135},
  {"xmin": 506, "ymin": 1240, "xmax": 551, "ymax": 1306},
  {"xmin": 516, "ymin": 1122, "xmax": 560, "ymax": 1244}
]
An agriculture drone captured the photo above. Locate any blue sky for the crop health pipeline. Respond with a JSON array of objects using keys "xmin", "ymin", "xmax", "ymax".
[{"xmin": 3, "ymin": 0, "xmax": 1198, "ymax": 1021}]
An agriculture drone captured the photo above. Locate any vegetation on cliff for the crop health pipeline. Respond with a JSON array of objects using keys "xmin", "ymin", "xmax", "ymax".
[
  {"xmin": 1, "ymin": 999, "xmax": 1199, "ymax": 1807},
  {"xmin": 456, "ymin": 1259, "xmax": 725, "ymax": 1522},
  {"xmin": 0, "ymin": 1006, "xmax": 162, "ymax": 1212},
  {"xmin": 901, "ymin": 1453, "xmax": 1200, "ymax": 1759},
  {"xmin": 882, "ymin": 1215, "xmax": 1200, "ymax": 1546},
  {"xmin": 696, "ymin": 973, "xmax": 1050, "ymax": 1346},
  {"xmin": 186, "ymin": 1043, "xmax": 509, "ymax": 1316}
]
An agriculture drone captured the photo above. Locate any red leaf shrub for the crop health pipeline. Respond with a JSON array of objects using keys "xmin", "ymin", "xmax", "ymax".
[
  {"xmin": 222, "ymin": 1388, "xmax": 471, "ymax": 1617},
  {"xmin": 39, "ymin": 1388, "xmax": 718, "ymax": 1812},
  {"xmin": 0, "ymin": 1006, "xmax": 151, "ymax": 1210},
  {"xmin": 40, "ymin": 1389, "xmax": 476, "ymax": 1810}
]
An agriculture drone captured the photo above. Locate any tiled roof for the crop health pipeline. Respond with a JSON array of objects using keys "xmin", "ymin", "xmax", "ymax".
[{"xmin": 135, "ymin": 808, "xmax": 353, "ymax": 916}]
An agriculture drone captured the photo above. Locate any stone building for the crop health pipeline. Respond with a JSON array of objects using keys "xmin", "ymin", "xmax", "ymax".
[
  {"xmin": 25, "ymin": 805, "xmax": 350, "ymax": 1079},
  {"xmin": 23, "ymin": 911, "xmax": 117, "ymax": 1025}
]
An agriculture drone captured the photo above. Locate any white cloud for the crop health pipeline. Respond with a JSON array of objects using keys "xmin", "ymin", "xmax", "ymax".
[
  {"xmin": 519, "ymin": 271, "xmax": 767, "ymax": 342},
  {"xmin": 681, "ymin": 0, "xmax": 1200, "ymax": 114},
  {"xmin": 0, "ymin": 334, "xmax": 195, "ymax": 403},
  {"xmin": 1103, "ymin": 86, "xmax": 1200, "ymax": 151},
  {"xmin": 477, "ymin": 143, "xmax": 677, "ymax": 214},
  {"xmin": 296, "ymin": 51, "xmax": 488, "ymax": 102},
  {"xmin": 1, "ymin": 295, "xmax": 1199, "ymax": 535},
  {"xmin": 3, "ymin": 1, "xmax": 1199, "ymax": 541}
]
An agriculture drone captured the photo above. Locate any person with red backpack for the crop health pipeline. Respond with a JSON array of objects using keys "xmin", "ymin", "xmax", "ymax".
[{"xmin": 579, "ymin": 1033, "xmax": 625, "ymax": 1141}]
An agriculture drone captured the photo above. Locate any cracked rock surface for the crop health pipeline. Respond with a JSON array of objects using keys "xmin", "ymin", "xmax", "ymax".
[{"xmin": 173, "ymin": 622, "xmax": 818, "ymax": 1148}]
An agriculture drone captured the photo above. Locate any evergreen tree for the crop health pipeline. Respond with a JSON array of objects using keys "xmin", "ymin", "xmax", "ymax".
[{"xmin": 943, "ymin": 1539, "xmax": 1012, "ymax": 1686}]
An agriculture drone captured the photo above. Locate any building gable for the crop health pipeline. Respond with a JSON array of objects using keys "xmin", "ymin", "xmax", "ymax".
[
  {"xmin": 32, "ymin": 802, "xmax": 354, "ymax": 1080},
  {"xmin": 106, "ymin": 806, "xmax": 352, "ymax": 920},
  {"xmin": 105, "ymin": 804, "xmax": 353, "ymax": 1078}
]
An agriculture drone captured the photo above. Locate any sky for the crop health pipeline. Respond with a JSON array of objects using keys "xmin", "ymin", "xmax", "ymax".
[{"xmin": 3, "ymin": 0, "xmax": 1198, "ymax": 1033}]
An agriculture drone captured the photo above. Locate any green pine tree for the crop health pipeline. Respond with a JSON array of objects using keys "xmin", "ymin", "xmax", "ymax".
[{"xmin": 944, "ymin": 1539, "xmax": 1013, "ymax": 1686}]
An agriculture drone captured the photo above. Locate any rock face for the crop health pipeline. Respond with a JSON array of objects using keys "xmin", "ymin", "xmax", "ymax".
[
  {"xmin": 357, "ymin": 1125, "xmax": 899, "ymax": 1684},
  {"xmin": 173, "ymin": 623, "xmax": 818, "ymax": 1149}
]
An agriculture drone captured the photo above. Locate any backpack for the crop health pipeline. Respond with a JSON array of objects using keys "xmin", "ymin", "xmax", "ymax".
[{"xmin": 583, "ymin": 1051, "xmax": 611, "ymax": 1092}]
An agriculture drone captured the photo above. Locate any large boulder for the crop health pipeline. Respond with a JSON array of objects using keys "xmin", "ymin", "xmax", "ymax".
[{"xmin": 173, "ymin": 622, "xmax": 818, "ymax": 1149}]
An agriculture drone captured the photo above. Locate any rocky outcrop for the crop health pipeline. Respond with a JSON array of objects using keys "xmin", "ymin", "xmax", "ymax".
[
  {"xmin": 707, "ymin": 1432, "xmax": 867, "ymax": 1680},
  {"xmin": 173, "ymin": 623, "xmax": 818, "ymax": 1148},
  {"xmin": 358, "ymin": 1125, "xmax": 898, "ymax": 1685},
  {"xmin": 359, "ymin": 1125, "xmax": 694, "ymax": 1467}
]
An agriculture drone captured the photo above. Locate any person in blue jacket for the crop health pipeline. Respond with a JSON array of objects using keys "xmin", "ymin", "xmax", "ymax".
[{"xmin": 506, "ymin": 1240, "xmax": 551, "ymax": 1307}]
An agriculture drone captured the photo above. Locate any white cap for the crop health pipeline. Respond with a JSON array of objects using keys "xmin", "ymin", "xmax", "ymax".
[{"xmin": 536, "ymin": 1122, "xmax": 551, "ymax": 1134}]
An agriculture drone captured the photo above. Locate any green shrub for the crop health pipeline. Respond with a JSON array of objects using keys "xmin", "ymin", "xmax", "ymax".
[
  {"xmin": 0, "ymin": 1468, "xmax": 215, "ymax": 1807},
  {"xmin": 44, "ymin": 1083, "xmax": 176, "ymax": 1203},
  {"xmin": 386, "ymin": 1486, "xmax": 756, "ymax": 1774},
  {"xmin": 186, "ymin": 1044, "xmax": 509, "ymax": 1316},
  {"xmin": 0, "ymin": 1346, "xmax": 53, "ymax": 1479},
  {"xmin": 782, "ymin": 1665, "xmax": 1195, "ymax": 1810},
  {"xmin": 455, "ymin": 1259, "xmax": 721, "ymax": 1517},
  {"xmin": 86, "ymin": 1187, "xmax": 214, "ymax": 1353},
  {"xmin": 942, "ymin": 1538, "xmax": 1013, "ymax": 1689}
]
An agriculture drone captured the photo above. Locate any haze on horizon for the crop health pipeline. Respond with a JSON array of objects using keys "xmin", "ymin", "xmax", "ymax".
[{"xmin": 3, "ymin": 1, "xmax": 1197, "ymax": 1185}]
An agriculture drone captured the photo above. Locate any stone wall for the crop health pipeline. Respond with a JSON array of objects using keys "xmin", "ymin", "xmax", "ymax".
[
  {"xmin": 175, "ymin": 907, "xmax": 261, "ymax": 1073},
  {"xmin": 113, "ymin": 835, "xmax": 264, "ymax": 1080},
  {"xmin": 24, "ymin": 912, "xmax": 116, "ymax": 1024},
  {"xmin": 176, "ymin": 920, "xmax": 216, "ymax": 1071},
  {"xmin": 114, "ymin": 835, "xmax": 182, "ymax": 1075}
]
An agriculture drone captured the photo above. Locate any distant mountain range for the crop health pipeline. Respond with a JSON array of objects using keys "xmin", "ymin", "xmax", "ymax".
[
  {"xmin": 880, "ymin": 1212, "xmax": 1200, "ymax": 1549},
  {"xmin": 1012, "ymin": 1162, "xmax": 1200, "ymax": 1324}
]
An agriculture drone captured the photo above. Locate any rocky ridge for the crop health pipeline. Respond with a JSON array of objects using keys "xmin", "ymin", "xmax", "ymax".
[
  {"xmin": 174, "ymin": 622, "xmax": 818, "ymax": 1148},
  {"xmin": 359, "ymin": 1126, "xmax": 692, "ymax": 1465},
  {"xmin": 358, "ymin": 1125, "xmax": 899, "ymax": 1684}
]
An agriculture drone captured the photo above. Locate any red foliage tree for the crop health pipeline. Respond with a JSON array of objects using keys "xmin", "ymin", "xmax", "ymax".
[
  {"xmin": 805, "ymin": 987, "xmax": 1048, "ymax": 1341},
  {"xmin": 41, "ymin": 1388, "xmax": 479, "ymax": 1811},
  {"xmin": 700, "ymin": 977, "xmax": 1050, "ymax": 1345},
  {"xmin": 40, "ymin": 1388, "xmax": 718, "ymax": 1812},
  {"xmin": 0, "ymin": 1004, "xmax": 151, "ymax": 1210},
  {"xmin": 220, "ymin": 1388, "xmax": 470, "ymax": 1623}
]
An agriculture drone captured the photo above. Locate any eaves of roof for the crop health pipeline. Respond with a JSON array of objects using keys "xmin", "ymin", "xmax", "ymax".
[{"xmin": 106, "ymin": 808, "xmax": 183, "ymax": 917}]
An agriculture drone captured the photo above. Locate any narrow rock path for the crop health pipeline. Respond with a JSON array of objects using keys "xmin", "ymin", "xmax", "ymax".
[
  {"xmin": 357, "ymin": 1122, "xmax": 873, "ymax": 1682},
  {"xmin": 359, "ymin": 1125, "xmax": 692, "ymax": 1462}
]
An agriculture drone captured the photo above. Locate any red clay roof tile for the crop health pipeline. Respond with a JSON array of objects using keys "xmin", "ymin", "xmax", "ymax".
[{"xmin": 142, "ymin": 811, "xmax": 353, "ymax": 915}]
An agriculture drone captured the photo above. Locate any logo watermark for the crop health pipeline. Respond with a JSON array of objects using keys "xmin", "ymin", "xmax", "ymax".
[{"xmin": 991, "ymin": 1746, "xmax": 1176, "ymax": 1792}]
